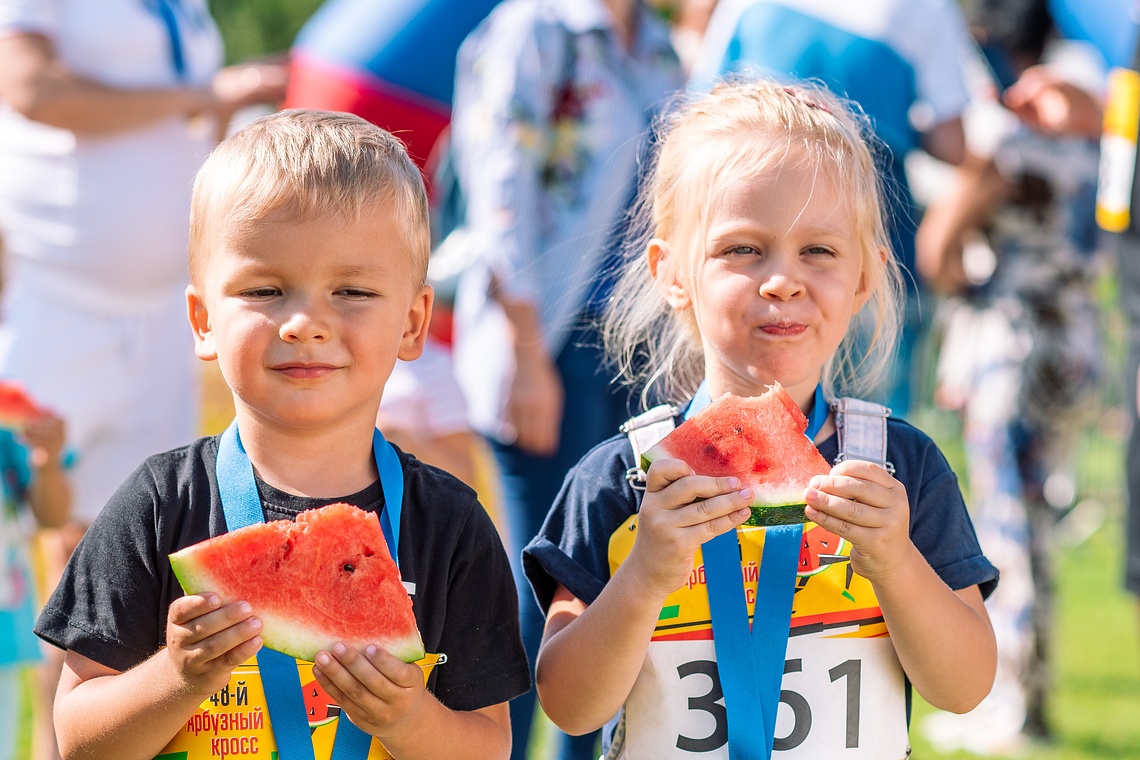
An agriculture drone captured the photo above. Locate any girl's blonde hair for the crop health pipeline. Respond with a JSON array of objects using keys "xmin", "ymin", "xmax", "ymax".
[
  {"xmin": 603, "ymin": 78, "xmax": 904, "ymax": 408},
  {"xmin": 189, "ymin": 109, "xmax": 430, "ymax": 287}
]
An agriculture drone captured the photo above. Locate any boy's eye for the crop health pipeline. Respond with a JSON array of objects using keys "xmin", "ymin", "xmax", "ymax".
[
  {"xmin": 335, "ymin": 288, "xmax": 377, "ymax": 299},
  {"xmin": 726, "ymin": 244, "xmax": 760, "ymax": 257},
  {"xmin": 240, "ymin": 287, "xmax": 280, "ymax": 298}
]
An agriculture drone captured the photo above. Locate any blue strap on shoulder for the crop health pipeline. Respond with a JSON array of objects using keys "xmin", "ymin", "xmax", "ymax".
[
  {"xmin": 695, "ymin": 383, "xmax": 828, "ymax": 759},
  {"xmin": 216, "ymin": 421, "xmax": 405, "ymax": 760}
]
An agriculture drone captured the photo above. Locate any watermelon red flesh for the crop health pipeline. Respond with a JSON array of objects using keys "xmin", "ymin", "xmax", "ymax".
[
  {"xmin": 0, "ymin": 381, "xmax": 46, "ymax": 429},
  {"xmin": 169, "ymin": 502, "xmax": 424, "ymax": 663},
  {"xmin": 642, "ymin": 383, "xmax": 833, "ymax": 526}
]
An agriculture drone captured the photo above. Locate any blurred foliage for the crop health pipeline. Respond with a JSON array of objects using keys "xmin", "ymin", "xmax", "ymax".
[{"xmin": 208, "ymin": 0, "xmax": 324, "ymax": 63}]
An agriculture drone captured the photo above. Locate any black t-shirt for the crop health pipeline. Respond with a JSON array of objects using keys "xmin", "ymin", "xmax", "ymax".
[{"xmin": 36, "ymin": 436, "xmax": 530, "ymax": 713}]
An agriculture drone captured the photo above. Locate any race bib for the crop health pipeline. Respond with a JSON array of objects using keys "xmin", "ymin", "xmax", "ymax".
[
  {"xmin": 615, "ymin": 636, "xmax": 907, "ymax": 759},
  {"xmin": 155, "ymin": 652, "xmax": 444, "ymax": 760},
  {"xmin": 606, "ymin": 518, "xmax": 908, "ymax": 759}
]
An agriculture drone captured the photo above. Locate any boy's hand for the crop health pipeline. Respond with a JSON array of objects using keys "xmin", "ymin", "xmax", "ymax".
[
  {"xmin": 803, "ymin": 459, "xmax": 914, "ymax": 582},
  {"xmin": 312, "ymin": 643, "xmax": 428, "ymax": 741},
  {"xmin": 624, "ymin": 458, "xmax": 753, "ymax": 599},
  {"xmin": 164, "ymin": 594, "xmax": 263, "ymax": 697}
]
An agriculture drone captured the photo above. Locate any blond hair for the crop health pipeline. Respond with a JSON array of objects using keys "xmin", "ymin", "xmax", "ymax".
[
  {"xmin": 189, "ymin": 109, "xmax": 430, "ymax": 286},
  {"xmin": 603, "ymin": 78, "xmax": 904, "ymax": 408}
]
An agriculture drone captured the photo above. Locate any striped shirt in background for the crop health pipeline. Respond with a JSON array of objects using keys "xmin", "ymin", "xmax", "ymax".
[{"xmin": 449, "ymin": 0, "xmax": 682, "ymax": 442}]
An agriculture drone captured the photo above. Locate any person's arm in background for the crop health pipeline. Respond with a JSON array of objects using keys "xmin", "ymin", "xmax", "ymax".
[
  {"xmin": 915, "ymin": 153, "xmax": 1010, "ymax": 294},
  {"xmin": 23, "ymin": 413, "xmax": 70, "ymax": 529},
  {"xmin": 914, "ymin": 0, "xmax": 980, "ymax": 168},
  {"xmin": 450, "ymin": 16, "xmax": 568, "ymax": 456},
  {"xmin": 0, "ymin": 31, "xmax": 286, "ymax": 137},
  {"xmin": 1002, "ymin": 64, "xmax": 1104, "ymax": 138}
]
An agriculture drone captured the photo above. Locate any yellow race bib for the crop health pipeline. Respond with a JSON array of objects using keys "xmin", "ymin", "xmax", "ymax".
[{"xmin": 155, "ymin": 652, "xmax": 444, "ymax": 760}]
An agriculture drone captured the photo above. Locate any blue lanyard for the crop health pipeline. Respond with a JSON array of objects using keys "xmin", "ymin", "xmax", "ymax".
[
  {"xmin": 688, "ymin": 383, "xmax": 827, "ymax": 760},
  {"xmin": 145, "ymin": 0, "xmax": 187, "ymax": 80},
  {"xmin": 215, "ymin": 421, "xmax": 405, "ymax": 760}
]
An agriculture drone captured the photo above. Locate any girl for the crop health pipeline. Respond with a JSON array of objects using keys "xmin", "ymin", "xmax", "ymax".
[{"xmin": 521, "ymin": 79, "xmax": 999, "ymax": 759}]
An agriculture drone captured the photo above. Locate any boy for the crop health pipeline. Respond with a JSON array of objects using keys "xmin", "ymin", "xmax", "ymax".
[{"xmin": 34, "ymin": 110, "xmax": 529, "ymax": 760}]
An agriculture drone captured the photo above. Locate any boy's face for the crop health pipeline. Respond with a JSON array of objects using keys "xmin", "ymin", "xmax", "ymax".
[{"xmin": 187, "ymin": 202, "xmax": 432, "ymax": 434}]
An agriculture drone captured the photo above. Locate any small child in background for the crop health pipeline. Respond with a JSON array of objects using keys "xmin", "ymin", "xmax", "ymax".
[
  {"xmin": 0, "ymin": 404, "xmax": 70, "ymax": 760},
  {"xmin": 522, "ymin": 79, "xmax": 999, "ymax": 759},
  {"xmin": 0, "ymin": 233, "xmax": 71, "ymax": 760}
]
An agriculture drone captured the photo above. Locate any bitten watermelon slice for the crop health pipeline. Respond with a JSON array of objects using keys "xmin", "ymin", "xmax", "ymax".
[
  {"xmin": 642, "ymin": 383, "xmax": 833, "ymax": 526},
  {"xmin": 169, "ymin": 503, "xmax": 424, "ymax": 663},
  {"xmin": 0, "ymin": 380, "xmax": 47, "ymax": 429}
]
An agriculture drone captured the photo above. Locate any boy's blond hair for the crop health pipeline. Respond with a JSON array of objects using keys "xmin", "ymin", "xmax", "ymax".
[
  {"xmin": 603, "ymin": 78, "xmax": 904, "ymax": 407},
  {"xmin": 189, "ymin": 109, "xmax": 430, "ymax": 287}
]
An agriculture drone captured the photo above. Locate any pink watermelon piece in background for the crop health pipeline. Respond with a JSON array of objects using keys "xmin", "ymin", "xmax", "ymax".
[
  {"xmin": 170, "ymin": 502, "xmax": 424, "ymax": 663},
  {"xmin": 643, "ymin": 383, "xmax": 833, "ymax": 526},
  {"xmin": 0, "ymin": 380, "xmax": 48, "ymax": 430}
]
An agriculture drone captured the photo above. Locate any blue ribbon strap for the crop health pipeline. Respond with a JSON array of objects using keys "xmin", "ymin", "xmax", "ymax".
[
  {"xmin": 689, "ymin": 382, "xmax": 828, "ymax": 760},
  {"xmin": 215, "ymin": 421, "xmax": 405, "ymax": 760}
]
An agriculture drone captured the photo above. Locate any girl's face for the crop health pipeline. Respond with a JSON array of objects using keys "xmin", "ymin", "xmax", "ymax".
[{"xmin": 657, "ymin": 159, "xmax": 873, "ymax": 409}]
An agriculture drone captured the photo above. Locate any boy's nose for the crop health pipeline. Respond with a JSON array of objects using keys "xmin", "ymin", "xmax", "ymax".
[{"xmin": 279, "ymin": 307, "xmax": 330, "ymax": 342}]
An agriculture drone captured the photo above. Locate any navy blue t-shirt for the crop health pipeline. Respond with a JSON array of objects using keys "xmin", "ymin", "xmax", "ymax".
[{"xmin": 524, "ymin": 413, "xmax": 998, "ymax": 614}]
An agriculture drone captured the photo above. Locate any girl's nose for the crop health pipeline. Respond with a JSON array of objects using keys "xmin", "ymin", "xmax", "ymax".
[{"xmin": 758, "ymin": 269, "xmax": 806, "ymax": 300}]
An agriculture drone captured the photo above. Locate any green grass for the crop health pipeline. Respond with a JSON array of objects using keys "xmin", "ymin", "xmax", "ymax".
[{"xmin": 908, "ymin": 519, "xmax": 1140, "ymax": 759}]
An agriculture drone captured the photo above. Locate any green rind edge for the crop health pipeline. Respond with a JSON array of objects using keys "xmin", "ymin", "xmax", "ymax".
[
  {"xmin": 745, "ymin": 504, "xmax": 810, "ymax": 527},
  {"xmin": 263, "ymin": 630, "xmax": 426, "ymax": 665}
]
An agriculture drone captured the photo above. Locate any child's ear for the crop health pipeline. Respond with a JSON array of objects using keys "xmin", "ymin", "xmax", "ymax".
[
  {"xmin": 397, "ymin": 284, "xmax": 435, "ymax": 361},
  {"xmin": 852, "ymin": 246, "xmax": 887, "ymax": 314},
  {"xmin": 186, "ymin": 285, "xmax": 217, "ymax": 361},
  {"xmin": 648, "ymin": 238, "xmax": 691, "ymax": 311}
]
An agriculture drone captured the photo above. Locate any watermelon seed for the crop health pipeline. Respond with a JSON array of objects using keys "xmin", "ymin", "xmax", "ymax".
[{"xmin": 343, "ymin": 563, "xmax": 356, "ymax": 573}]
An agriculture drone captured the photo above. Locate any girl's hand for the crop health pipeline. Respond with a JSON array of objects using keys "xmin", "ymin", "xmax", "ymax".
[
  {"xmin": 803, "ymin": 459, "xmax": 913, "ymax": 582},
  {"xmin": 625, "ymin": 458, "xmax": 753, "ymax": 599},
  {"xmin": 312, "ymin": 644, "xmax": 428, "ymax": 741},
  {"xmin": 164, "ymin": 594, "xmax": 263, "ymax": 698}
]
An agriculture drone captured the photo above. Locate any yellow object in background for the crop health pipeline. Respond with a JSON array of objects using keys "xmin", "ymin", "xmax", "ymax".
[{"xmin": 1097, "ymin": 67, "xmax": 1140, "ymax": 231}]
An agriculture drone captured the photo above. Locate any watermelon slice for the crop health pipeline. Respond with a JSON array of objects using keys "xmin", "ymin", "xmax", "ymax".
[
  {"xmin": 0, "ymin": 380, "xmax": 47, "ymax": 430},
  {"xmin": 642, "ymin": 383, "xmax": 832, "ymax": 526},
  {"xmin": 169, "ymin": 503, "xmax": 424, "ymax": 663}
]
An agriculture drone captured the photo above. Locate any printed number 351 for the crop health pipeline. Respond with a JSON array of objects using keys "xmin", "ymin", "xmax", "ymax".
[{"xmin": 676, "ymin": 658, "xmax": 862, "ymax": 752}]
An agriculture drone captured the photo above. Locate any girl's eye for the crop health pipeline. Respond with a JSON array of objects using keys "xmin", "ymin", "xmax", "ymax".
[
  {"xmin": 726, "ymin": 244, "xmax": 760, "ymax": 257},
  {"xmin": 804, "ymin": 245, "xmax": 836, "ymax": 256}
]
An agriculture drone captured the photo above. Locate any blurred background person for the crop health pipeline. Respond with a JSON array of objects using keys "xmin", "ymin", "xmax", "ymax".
[
  {"xmin": 0, "ymin": 3, "xmax": 285, "ymax": 757},
  {"xmin": 283, "ymin": 0, "xmax": 500, "ymax": 183},
  {"xmin": 0, "ymin": 233, "xmax": 70, "ymax": 760},
  {"xmin": 692, "ymin": 0, "xmax": 974, "ymax": 417},
  {"xmin": 972, "ymin": 0, "xmax": 1140, "ymax": 699},
  {"xmin": 447, "ymin": 0, "xmax": 683, "ymax": 757},
  {"xmin": 915, "ymin": 23, "xmax": 1105, "ymax": 751}
]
